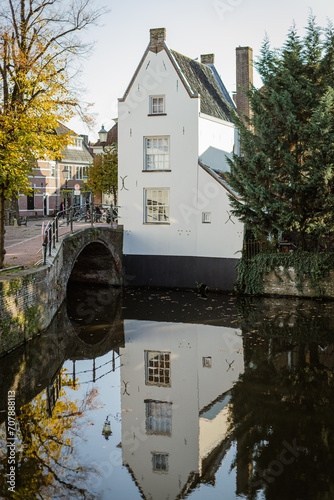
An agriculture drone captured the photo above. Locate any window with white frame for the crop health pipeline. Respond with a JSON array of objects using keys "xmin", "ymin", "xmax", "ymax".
[
  {"xmin": 145, "ymin": 401, "xmax": 172, "ymax": 435},
  {"xmin": 145, "ymin": 351, "xmax": 171, "ymax": 386},
  {"xmin": 68, "ymin": 136, "xmax": 83, "ymax": 149},
  {"xmin": 145, "ymin": 137, "xmax": 169, "ymax": 170},
  {"xmin": 63, "ymin": 165, "xmax": 73, "ymax": 179},
  {"xmin": 150, "ymin": 95, "xmax": 165, "ymax": 114},
  {"xmin": 50, "ymin": 161, "xmax": 56, "ymax": 177},
  {"xmin": 152, "ymin": 453, "xmax": 169, "ymax": 473},
  {"xmin": 75, "ymin": 165, "xmax": 87, "ymax": 180},
  {"xmin": 202, "ymin": 212, "xmax": 211, "ymax": 223},
  {"xmin": 144, "ymin": 189, "xmax": 169, "ymax": 223}
]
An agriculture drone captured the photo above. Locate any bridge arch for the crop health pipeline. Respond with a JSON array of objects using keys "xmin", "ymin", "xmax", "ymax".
[
  {"xmin": 61, "ymin": 227, "xmax": 123, "ymax": 288},
  {"xmin": 68, "ymin": 240, "xmax": 121, "ymax": 286}
]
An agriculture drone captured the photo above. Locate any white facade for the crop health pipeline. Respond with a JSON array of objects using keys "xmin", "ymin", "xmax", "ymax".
[
  {"xmin": 118, "ymin": 29, "xmax": 244, "ymax": 289},
  {"xmin": 120, "ymin": 319, "xmax": 244, "ymax": 499}
]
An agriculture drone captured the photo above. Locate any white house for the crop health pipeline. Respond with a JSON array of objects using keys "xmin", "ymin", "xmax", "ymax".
[
  {"xmin": 118, "ymin": 28, "xmax": 244, "ymax": 290},
  {"xmin": 120, "ymin": 319, "xmax": 245, "ymax": 499}
]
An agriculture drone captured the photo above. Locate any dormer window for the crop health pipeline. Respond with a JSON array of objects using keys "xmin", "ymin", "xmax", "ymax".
[
  {"xmin": 67, "ymin": 136, "xmax": 83, "ymax": 150},
  {"xmin": 149, "ymin": 95, "xmax": 165, "ymax": 115}
]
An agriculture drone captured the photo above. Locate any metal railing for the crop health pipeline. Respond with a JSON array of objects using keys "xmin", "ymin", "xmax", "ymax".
[{"xmin": 41, "ymin": 203, "xmax": 120, "ymax": 266}]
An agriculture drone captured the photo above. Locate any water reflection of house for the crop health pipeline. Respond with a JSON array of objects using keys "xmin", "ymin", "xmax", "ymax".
[{"xmin": 119, "ymin": 320, "xmax": 244, "ymax": 499}]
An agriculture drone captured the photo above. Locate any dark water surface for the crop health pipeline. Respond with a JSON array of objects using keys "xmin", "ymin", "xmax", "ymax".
[{"xmin": 1, "ymin": 286, "xmax": 334, "ymax": 499}]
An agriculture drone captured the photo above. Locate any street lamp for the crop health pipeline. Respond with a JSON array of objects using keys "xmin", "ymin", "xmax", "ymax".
[
  {"xmin": 98, "ymin": 125, "xmax": 108, "ymax": 151},
  {"xmin": 102, "ymin": 415, "xmax": 112, "ymax": 440}
]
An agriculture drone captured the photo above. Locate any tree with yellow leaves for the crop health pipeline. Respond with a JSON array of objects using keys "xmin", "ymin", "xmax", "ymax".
[
  {"xmin": 0, "ymin": 0, "xmax": 107, "ymax": 267},
  {"xmin": 0, "ymin": 369, "xmax": 102, "ymax": 498}
]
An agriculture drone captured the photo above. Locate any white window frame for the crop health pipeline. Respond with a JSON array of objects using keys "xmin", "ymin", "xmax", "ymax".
[
  {"xmin": 150, "ymin": 95, "xmax": 165, "ymax": 115},
  {"xmin": 145, "ymin": 350, "xmax": 171, "ymax": 386},
  {"xmin": 67, "ymin": 136, "xmax": 83, "ymax": 150},
  {"xmin": 144, "ymin": 137, "xmax": 170, "ymax": 171},
  {"xmin": 202, "ymin": 212, "xmax": 211, "ymax": 223},
  {"xmin": 50, "ymin": 161, "xmax": 56, "ymax": 177},
  {"xmin": 75, "ymin": 165, "xmax": 87, "ymax": 181},
  {"xmin": 144, "ymin": 189, "xmax": 170, "ymax": 224},
  {"xmin": 145, "ymin": 400, "xmax": 172, "ymax": 436}
]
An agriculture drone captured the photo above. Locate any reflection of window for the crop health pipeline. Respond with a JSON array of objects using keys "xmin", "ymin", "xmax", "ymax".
[
  {"xmin": 202, "ymin": 356, "xmax": 212, "ymax": 368},
  {"xmin": 144, "ymin": 189, "xmax": 169, "ymax": 223},
  {"xmin": 145, "ymin": 137, "xmax": 169, "ymax": 170},
  {"xmin": 150, "ymin": 96, "xmax": 165, "ymax": 114},
  {"xmin": 152, "ymin": 453, "xmax": 169, "ymax": 472},
  {"xmin": 145, "ymin": 400, "xmax": 172, "ymax": 435},
  {"xmin": 145, "ymin": 351, "xmax": 171, "ymax": 386}
]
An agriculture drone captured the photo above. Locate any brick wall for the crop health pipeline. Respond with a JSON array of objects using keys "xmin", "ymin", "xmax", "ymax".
[{"xmin": 235, "ymin": 46, "xmax": 253, "ymax": 124}]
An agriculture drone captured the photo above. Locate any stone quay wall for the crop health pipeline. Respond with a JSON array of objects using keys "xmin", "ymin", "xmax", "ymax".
[
  {"xmin": 0, "ymin": 226, "xmax": 123, "ymax": 356},
  {"xmin": 263, "ymin": 267, "xmax": 334, "ymax": 298}
]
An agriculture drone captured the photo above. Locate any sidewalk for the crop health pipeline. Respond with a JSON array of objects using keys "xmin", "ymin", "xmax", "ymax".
[{"xmin": 3, "ymin": 219, "xmax": 104, "ymax": 269}]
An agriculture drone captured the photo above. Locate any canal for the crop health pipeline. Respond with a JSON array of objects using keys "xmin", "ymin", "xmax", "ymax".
[{"xmin": 1, "ymin": 285, "xmax": 334, "ymax": 499}]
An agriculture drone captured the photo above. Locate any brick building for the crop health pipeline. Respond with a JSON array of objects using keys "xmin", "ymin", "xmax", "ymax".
[{"xmin": 18, "ymin": 123, "xmax": 93, "ymax": 217}]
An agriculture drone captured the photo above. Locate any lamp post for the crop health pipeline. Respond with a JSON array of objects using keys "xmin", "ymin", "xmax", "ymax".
[
  {"xmin": 98, "ymin": 124, "xmax": 108, "ymax": 152},
  {"xmin": 62, "ymin": 166, "xmax": 69, "ymax": 210},
  {"xmin": 102, "ymin": 415, "xmax": 112, "ymax": 440},
  {"xmin": 82, "ymin": 172, "xmax": 90, "ymax": 215}
]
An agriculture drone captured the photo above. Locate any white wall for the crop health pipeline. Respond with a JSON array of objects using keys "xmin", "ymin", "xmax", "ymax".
[
  {"xmin": 199, "ymin": 113, "xmax": 235, "ymax": 160},
  {"xmin": 196, "ymin": 166, "xmax": 244, "ymax": 259},
  {"xmin": 119, "ymin": 320, "xmax": 244, "ymax": 500},
  {"xmin": 118, "ymin": 49, "xmax": 200, "ymax": 257},
  {"xmin": 118, "ymin": 48, "xmax": 243, "ymax": 261}
]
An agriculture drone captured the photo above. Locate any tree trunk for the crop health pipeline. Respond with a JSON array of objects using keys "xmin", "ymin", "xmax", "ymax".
[{"xmin": 0, "ymin": 192, "xmax": 6, "ymax": 268}]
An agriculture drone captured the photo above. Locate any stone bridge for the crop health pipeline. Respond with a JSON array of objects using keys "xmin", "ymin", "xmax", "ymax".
[
  {"xmin": 0, "ymin": 226, "xmax": 123, "ymax": 355},
  {"xmin": 60, "ymin": 226, "xmax": 123, "ymax": 287}
]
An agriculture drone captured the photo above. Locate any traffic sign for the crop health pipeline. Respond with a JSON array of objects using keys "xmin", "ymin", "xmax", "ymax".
[{"xmin": 74, "ymin": 183, "xmax": 80, "ymax": 191}]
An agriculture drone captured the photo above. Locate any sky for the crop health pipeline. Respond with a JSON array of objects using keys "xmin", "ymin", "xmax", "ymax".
[{"xmin": 68, "ymin": 0, "xmax": 334, "ymax": 141}]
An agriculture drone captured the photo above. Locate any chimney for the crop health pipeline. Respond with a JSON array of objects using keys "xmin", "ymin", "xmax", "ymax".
[
  {"xmin": 201, "ymin": 54, "xmax": 215, "ymax": 65},
  {"xmin": 235, "ymin": 46, "xmax": 253, "ymax": 124},
  {"xmin": 149, "ymin": 28, "xmax": 166, "ymax": 53}
]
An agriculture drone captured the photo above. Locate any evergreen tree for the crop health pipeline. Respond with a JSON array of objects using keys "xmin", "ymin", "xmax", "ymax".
[{"xmin": 227, "ymin": 17, "xmax": 334, "ymax": 246}]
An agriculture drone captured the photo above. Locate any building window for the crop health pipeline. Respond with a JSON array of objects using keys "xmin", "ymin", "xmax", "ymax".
[
  {"xmin": 50, "ymin": 161, "xmax": 56, "ymax": 177},
  {"xmin": 27, "ymin": 193, "xmax": 35, "ymax": 210},
  {"xmin": 75, "ymin": 165, "xmax": 87, "ymax": 180},
  {"xmin": 145, "ymin": 137, "xmax": 169, "ymax": 170},
  {"xmin": 62, "ymin": 165, "xmax": 73, "ymax": 180},
  {"xmin": 68, "ymin": 136, "xmax": 83, "ymax": 149},
  {"xmin": 144, "ymin": 189, "xmax": 169, "ymax": 223},
  {"xmin": 145, "ymin": 351, "xmax": 171, "ymax": 387},
  {"xmin": 145, "ymin": 401, "xmax": 172, "ymax": 435},
  {"xmin": 152, "ymin": 453, "xmax": 169, "ymax": 473},
  {"xmin": 202, "ymin": 356, "xmax": 212, "ymax": 368},
  {"xmin": 202, "ymin": 212, "xmax": 211, "ymax": 223},
  {"xmin": 150, "ymin": 96, "xmax": 165, "ymax": 114}
]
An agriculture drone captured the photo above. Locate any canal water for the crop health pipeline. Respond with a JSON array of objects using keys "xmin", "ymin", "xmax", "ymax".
[{"xmin": 1, "ymin": 285, "xmax": 334, "ymax": 500}]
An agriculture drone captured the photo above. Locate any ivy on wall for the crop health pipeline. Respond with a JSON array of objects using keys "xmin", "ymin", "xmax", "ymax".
[{"xmin": 236, "ymin": 251, "xmax": 334, "ymax": 296}]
